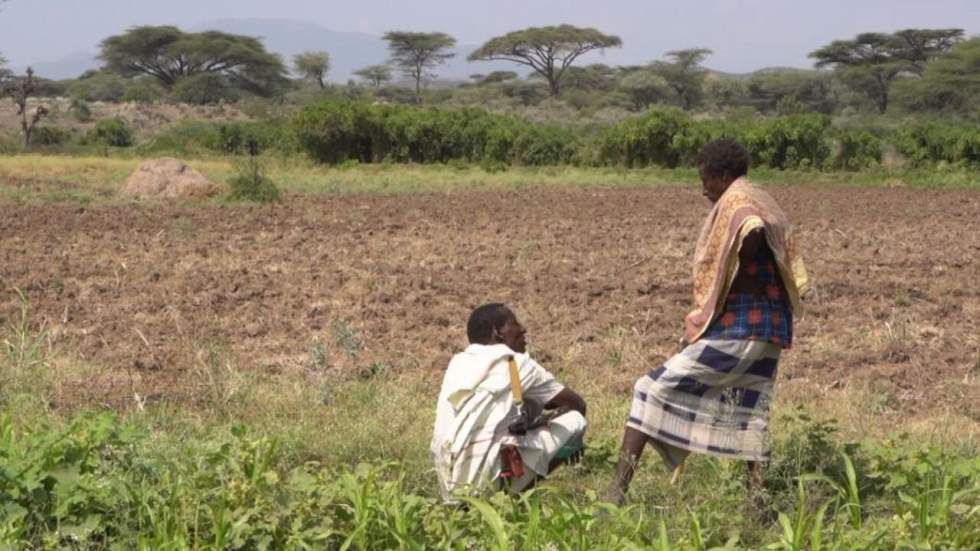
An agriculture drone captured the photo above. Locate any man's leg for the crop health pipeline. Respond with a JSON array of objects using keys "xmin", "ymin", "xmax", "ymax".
[
  {"xmin": 509, "ymin": 411, "xmax": 586, "ymax": 493},
  {"xmin": 746, "ymin": 460, "xmax": 763, "ymax": 492},
  {"xmin": 604, "ymin": 426, "xmax": 651, "ymax": 505}
]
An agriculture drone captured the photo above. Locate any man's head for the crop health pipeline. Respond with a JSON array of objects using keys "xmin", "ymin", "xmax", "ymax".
[
  {"xmin": 696, "ymin": 139, "xmax": 750, "ymax": 203},
  {"xmin": 467, "ymin": 303, "xmax": 527, "ymax": 353}
]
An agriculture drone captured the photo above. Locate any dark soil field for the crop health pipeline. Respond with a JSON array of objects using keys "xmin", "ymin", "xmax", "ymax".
[{"xmin": 2, "ymin": 186, "xmax": 978, "ymax": 422}]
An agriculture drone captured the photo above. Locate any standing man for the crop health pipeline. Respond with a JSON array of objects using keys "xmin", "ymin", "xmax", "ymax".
[{"xmin": 606, "ymin": 139, "xmax": 809, "ymax": 504}]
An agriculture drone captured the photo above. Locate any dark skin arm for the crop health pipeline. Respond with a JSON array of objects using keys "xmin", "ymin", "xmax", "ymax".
[
  {"xmin": 545, "ymin": 387, "xmax": 587, "ymax": 417},
  {"xmin": 542, "ymin": 387, "xmax": 587, "ymax": 471},
  {"xmin": 730, "ymin": 228, "xmax": 767, "ymax": 295}
]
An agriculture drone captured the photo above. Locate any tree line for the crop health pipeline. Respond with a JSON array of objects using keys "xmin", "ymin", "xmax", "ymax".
[{"xmin": 2, "ymin": 23, "xmax": 978, "ymax": 150}]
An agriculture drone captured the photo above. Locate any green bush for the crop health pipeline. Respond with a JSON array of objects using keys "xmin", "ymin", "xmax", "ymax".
[
  {"xmin": 30, "ymin": 126, "xmax": 73, "ymax": 147},
  {"xmin": 894, "ymin": 122, "xmax": 980, "ymax": 168},
  {"xmin": 213, "ymin": 120, "xmax": 292, "ymax": 155},
  {"xmin": 33, "ymin": 78, "xmax": 68, "ymax": 98},
  {"xmin": 291, "ymin": 101, "xmax": 576, "ymax": 166},
  {"xmin": 0, "ymin": 132, "xmax": 22, "ymax": 154},
  {"xmin": 227, "ymin": 155, "xmax": 281, "ymax": 202},
  {"xmin": 291, "ymin": 101, "xmax": 374, "ymax": 163},
  {"xmin": 136, "ymin": 120, "xmax": 220, "ymax": 156},
  {"xmin": 136, "ymin": 119, "xmax": 293, "ymax": 157},
  {"xmin": 121, "ymin": 79, "xmax": 165, "ymax": 103},
  {"xmin": 513, "ymin": 125, "xmax": 579, "ymax": 165},
  {"xmin": 598, "ymin": 111, "xmax": 836, "ymax": 170},
  {"xmin": 171, "ymin": 74, "xmax": 239, "ymax": 105},
  {"xmin": 832, "ymin": 129, "xmax": 882, "ymax": 170},
  {"xmin": 290, "ymin": 103, "xmax": 854, "ymax": 171},
  {"xmin": 66, "ymin": 72, "xmax": 127, "ymax": 103},
  {"xmin": 597, "ymin": 107, "xmax": 695, "ymax": 168},
  {"xmin": 742, "ymin": 114, "xmax": 833, "ymax": 170},
  {"xmin": 86, "ymin": 117, "xmax": 134, "ymax": 147},
  {"xmin": 70, "ymin": 99, "xmax": 92, "ymax": 122}
]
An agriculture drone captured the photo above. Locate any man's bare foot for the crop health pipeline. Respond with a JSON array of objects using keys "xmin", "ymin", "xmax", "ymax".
[{"xmin": 603, "ymin": 485, "xmax": 626, "ymax": 506}]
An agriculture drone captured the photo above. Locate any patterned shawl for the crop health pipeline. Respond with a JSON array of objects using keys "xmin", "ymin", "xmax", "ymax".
[{"xmin": 684, "ymin": 178, "xmax": 809, "ymax": 343}]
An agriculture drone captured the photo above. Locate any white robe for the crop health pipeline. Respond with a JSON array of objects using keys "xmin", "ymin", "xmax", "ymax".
[{"xmin": 431, "ymin": 343, "xmax": 586, "ymax": 500}]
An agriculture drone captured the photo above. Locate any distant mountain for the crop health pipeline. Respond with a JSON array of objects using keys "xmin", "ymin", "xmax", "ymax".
[
  {"xmin": 16, "ymin": 51, "xmax": 100, "ymax": 80},
  {"xmin": 705, "ymin": 66, "xmax": 823, "ymax": 80},
  {"xmin": 192, "ymin": 18, "xmax": 388, "ymax": 82},
  {"xmin": 193, "ymin": 18, "xmax": 521, "ymax": 83}
]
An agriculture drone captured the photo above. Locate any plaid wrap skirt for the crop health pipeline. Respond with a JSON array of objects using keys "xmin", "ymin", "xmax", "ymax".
[{"xmin": 627, "ymin": 338, "xmax": 780, "ymax": 466}]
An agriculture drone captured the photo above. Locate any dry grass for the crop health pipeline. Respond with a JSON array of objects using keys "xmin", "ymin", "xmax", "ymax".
[{"xmin": 0, "ymin": 98, "xmax": 248, "ymax": 138}]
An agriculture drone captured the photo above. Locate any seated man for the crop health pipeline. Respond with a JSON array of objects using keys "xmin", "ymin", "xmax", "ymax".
[{"xmin": 431, "ymin": 303, "xmax": 587, "ymax": 501}]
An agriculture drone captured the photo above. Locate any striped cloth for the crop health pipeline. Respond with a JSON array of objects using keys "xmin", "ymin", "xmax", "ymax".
[{"xmin": 627, "ymin": 338, "xmax": 780, "ymax": 466}]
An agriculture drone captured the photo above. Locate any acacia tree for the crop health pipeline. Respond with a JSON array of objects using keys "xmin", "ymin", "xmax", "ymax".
[
  {"xmin": 618, "ymin": 69, "xmax": 670, "ymax": 111},
  {"xmin": 747, "ymin": 70, "xmax": 838, "ymax": 114},
  {"xmin": 893, "ymin": 28, "xmax": 965, "ymax": 75},
  {"xmin": 895, "ymin": 37, "xmax": 980, "ymax": 113},
  {"xmin": 472, "ymin": 70, "xmax": 518, "ymax": 85},
  {"xmin": 294, "ymin": 51, "xmax": 330, "ymax": 88},
  {"xmin": 382, "ymin": 31, "xmax": 456, "ymax": 101},
  {"xmin": 468, "ymin": 25, "xmax": 622, "ymax": 97},
  {"xmin": 353, "ymin": 64, "xmax": 392, "ymax": 88},
  {"xmin": 100, "ymin": 26, "xmax": 287, "ymax": 95},
  {"xmin": 704, "ymin": 76, "xmax": 748, "ymax": 109},
  {"xmin": 809, "ymin": 29, "xmax": 962, "ymax": 113},
  {"xmin": 651, "ymin": 48, "xmax": 713, "ymax": 110},
  {"xmin": 2, "ymin": 67, "xmax": 48, "ymax": 149}
]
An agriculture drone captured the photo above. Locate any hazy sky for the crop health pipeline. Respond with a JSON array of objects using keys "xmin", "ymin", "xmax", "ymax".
[{"xmin": 2, "ymin": 0, "xmax": 978, "ymax": 71}]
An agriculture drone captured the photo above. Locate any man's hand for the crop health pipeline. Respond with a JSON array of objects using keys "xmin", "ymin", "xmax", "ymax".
[{"xmin": 546, "ymin": 388, "xmax": 587, "ymax": 417}]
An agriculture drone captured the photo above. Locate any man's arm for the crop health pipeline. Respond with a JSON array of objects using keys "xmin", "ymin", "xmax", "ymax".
[
  {"xmin": 545, "ymin": 387, "xmax": 587, "ymax": 417},
  {"xmin": 730, "ymin": 227, "xmax": 767, "ymax": 294}
]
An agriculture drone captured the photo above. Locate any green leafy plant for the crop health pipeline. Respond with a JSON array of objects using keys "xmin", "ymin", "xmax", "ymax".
[
  {"xmin": 30, "ymin": 126, "xmax": 73, "ymax": 147},
  {"xmin": 226, "ymin": 152, "xmax": 281, "ymax": 203},
  {"xmin": 2, "ymin": 289, "xmax": 50, "ymax": 375},
  {"xmin": 86, "ymin": 117, "xmax": 133, "ymax": 147}
]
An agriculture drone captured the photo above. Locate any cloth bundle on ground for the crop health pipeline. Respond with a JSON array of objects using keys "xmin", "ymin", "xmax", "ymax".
[
  {"xmin": 630, "ymin": 178, "xmax": 809, "ymax": 464},
  {"xmin": 431, "ymin": 343, "xmax": 586, "ymax": 500}
]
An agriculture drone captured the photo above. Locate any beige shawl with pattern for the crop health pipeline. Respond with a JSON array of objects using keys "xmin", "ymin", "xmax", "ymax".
[{"xmin": 685, "ymin": 178, "xmax": 809, "ymax": 343}]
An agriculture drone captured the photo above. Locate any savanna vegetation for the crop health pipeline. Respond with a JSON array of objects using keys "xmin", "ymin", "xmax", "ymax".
[{"xmin": 0, "ymin": 8, "xmax": 978, "ymax": 549}]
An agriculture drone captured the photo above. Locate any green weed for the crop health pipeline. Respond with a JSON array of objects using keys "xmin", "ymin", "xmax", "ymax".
[
  {"xmin": 226, "ymin": 153, "xmax": 281, "ymax": 203},
  {"xmin": 0, "ymin": 410, "xmax": 977, "ymax": 549},
  {"xmin": 332, "ymin": 319, "xmax": 363, "ymax": 359}
]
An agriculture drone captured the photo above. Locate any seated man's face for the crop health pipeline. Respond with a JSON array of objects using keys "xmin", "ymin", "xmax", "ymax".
[{"xmin": 497, "ymin": 311, "xmax": 528, "ymax": 353}]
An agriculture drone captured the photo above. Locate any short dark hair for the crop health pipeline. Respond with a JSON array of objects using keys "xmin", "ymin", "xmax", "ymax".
[
  {"xmin": 697, "ymin": 139, "xmax": 750, "ymax": 180},
  {"xmin": 467, "ymin": 303, "xmax": 511, "ymax": 344}
]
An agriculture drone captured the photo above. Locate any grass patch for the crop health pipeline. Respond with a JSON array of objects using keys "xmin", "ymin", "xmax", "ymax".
[
  {"xmin": 0, "ymin": 154, "xmax": 977, "ymax": 204},
  {"xmin": 0, "ymin": 300, "xmax": 980, "ymax": 549},
  {"xmin": 0, "ymin": 405, "xmax": 976, "ymax": 549},
  {"xmin": 0, "ymin": 301, "xmax": 977, "ymax": 548}
]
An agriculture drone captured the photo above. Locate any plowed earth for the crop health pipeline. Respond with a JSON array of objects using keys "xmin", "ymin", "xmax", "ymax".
[{"xmin": 2, "ymin": 186, "xmax": 978, "ymax": 419}]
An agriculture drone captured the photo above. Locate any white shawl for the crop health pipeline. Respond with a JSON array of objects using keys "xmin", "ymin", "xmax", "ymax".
[{"xmin": 430, "ymin": 343, "xmax": 540, "ymax": 499}]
